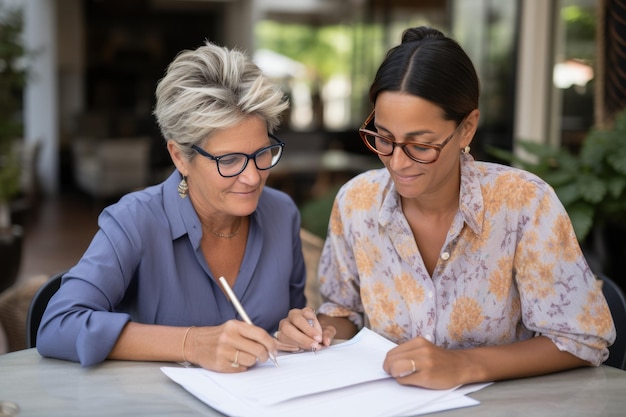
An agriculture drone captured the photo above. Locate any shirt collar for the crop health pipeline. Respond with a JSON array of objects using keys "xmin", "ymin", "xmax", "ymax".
[
  {"xmin": 164, "ymin": 170, "xmax": 202, "ymax": 245},
  {"xmin": 378, "ymin": 153, "xmax": 484, "ymax": 236},
  {"xmin": 458, "ymin": 152, "xmax": 484, "ymax": 235},
  {"xmin": 163, "ymin": 169, "xmax": 264, "ymax": 247}
]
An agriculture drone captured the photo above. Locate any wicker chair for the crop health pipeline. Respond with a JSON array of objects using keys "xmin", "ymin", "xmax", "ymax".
[
  {"xmin": 300, "ymin": 228, "xmax": 324, "ymax": 310},
  {"xmin": 0, "ymin": 275, "xmax": 48, "ymax": 353}
]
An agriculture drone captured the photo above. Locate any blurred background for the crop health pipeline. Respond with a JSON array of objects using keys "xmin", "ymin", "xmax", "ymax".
[
  {"xmin": 12, "ymin": 0, "xmax": 602, "ymax": 202},
  {"xmin": 2, "ymin": 0, "xmax": 626, "ymax": 352}
]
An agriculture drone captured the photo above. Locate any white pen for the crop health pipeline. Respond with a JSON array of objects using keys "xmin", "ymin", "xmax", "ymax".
[
  {"xmin": 307, "ymin": 319, "xmax": 317, "ymax": 354},
  {"xmin": 218, "ymin": 276, "xmax": 279, "ymax": 367}
]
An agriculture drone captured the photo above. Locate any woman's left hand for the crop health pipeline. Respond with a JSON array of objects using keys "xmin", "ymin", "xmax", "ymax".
[{"xmin": 382, "ymin": 337, "xmax": 471, "ymax": 390}]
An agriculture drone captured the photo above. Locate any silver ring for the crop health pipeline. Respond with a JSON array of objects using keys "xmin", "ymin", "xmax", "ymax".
[
  {"xmin": 231, "ymin": 350, "xmax": 240, "ymax": 368},
  {"xmin": 0, "ymin": 401, "xmax": 20, "ymax": 417},
  {"xmin": 410, "ymin": 359, "xmax": 416, "ymax": 373}
]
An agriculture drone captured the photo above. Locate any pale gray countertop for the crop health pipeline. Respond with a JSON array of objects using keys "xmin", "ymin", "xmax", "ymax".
[{"xmin": 1, "ymin": 348, "xmax": 625, "ymax": 416}]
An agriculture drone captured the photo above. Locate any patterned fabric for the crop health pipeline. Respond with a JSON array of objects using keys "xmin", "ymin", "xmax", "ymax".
[{"xmin": 318, "ymin": 153, "xmax": 615, "ymax": 366}]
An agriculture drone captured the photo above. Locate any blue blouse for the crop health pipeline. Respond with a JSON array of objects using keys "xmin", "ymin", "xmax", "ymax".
[{"xmin": 37, "ymin": 170, "xmax": 307, "ymax": 366}]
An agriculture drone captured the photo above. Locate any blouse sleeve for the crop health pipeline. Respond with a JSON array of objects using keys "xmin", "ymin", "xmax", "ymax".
[
  {"xmin": 513, "ymin": 183, "xmax": 616, "ymax": 365},
  {"xmin": 317, "ymin": 186, "xmax": 366, "ymax": 328},
  {"xmin": 36, "ymin": 207, "xmax": 141, "ymax": 366}
]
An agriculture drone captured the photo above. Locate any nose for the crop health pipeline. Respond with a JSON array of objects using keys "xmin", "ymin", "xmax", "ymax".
[
  {"xmin": 236, "ymin": 157, "xmax": 262, "ymax": 184},
  {"xmin": 388, "ymin": 144, "xmax": 413, "ymax": 170}
]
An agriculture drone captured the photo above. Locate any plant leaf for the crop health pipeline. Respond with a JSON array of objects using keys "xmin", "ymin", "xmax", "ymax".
[
  {"xmin": 576, "ymin": 174, "xmax": 607, "ymax": 203},
  {"xmin": 566, "ymin": 202, "xmax": 594, "ymax": 242},
  {"xmin": 554, "ymin": 182, "xmax": 581, "ymax": 206},
  {"xmin": 606, "ymin": 176, "xmax": 626, "ymax": 199},
  {"xmin": 607, "ymin": 148, "xmax": 626, "ymax": 176}
]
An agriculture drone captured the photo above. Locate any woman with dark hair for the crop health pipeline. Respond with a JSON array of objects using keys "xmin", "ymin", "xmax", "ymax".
[{"xmin": 277, "ymin": 27, "xmax": 615, "ymax": 389}]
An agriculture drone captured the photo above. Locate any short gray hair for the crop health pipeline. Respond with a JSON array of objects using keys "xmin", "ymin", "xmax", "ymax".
[{"xmin": 153, "ymin": 41, "xmax": 288, "ymax": 159}]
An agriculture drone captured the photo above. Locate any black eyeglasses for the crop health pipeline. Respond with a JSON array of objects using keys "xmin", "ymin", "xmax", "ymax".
[
  {"xmin": 359, "ymin": 111, "xmax": 464, "ymax": 164},
  {"xmin": 191, "ymin": 133, "xmax": 285, "ymax": 178}
]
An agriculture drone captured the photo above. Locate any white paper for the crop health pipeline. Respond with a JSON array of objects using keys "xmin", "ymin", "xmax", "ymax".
[
  {"xmin": 196, "ymin": 327, "xmax": 394, "ymax": 405},
  {"xmin": 161, "ymin": 328, "xmax": 490, "ymax": 417}
]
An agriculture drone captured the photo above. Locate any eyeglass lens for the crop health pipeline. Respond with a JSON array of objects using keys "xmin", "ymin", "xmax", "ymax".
[
  {"xmin": 362, "ymin": 133, "xmax": 440, "ymax": 163},
  {"xmin": 217, "ymin": 144, "xmax": 283, "ymax": 177}
]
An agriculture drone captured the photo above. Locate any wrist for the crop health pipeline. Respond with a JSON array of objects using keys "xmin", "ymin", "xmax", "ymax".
[
  {"xmin": 181, "ymin": 326, "xmax": 196, "ymax": 365},
  {"xmin": 458, "ymin": 349, "xmax": 489, "ymax": 384}
]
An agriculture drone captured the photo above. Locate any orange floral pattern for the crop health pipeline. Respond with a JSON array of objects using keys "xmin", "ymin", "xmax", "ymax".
[{"xmin": 317, "ymin": 153, "xmax": 615, "ymax": 366}]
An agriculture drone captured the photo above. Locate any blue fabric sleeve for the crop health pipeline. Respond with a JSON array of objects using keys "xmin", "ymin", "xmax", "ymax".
[{"xmin": 36, "ymin": 172, "xmax": 306, "ymax": 366}]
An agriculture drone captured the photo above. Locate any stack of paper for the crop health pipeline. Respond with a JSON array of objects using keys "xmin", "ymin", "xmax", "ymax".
[{"xmin": 162, "ymin": 328, "xmax": 490, "ymax": 417}]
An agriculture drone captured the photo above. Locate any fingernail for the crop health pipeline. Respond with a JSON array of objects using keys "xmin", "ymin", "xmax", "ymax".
[{"xmin": 398, "ymin": 370, "xmax": 413, "ymax": 377}]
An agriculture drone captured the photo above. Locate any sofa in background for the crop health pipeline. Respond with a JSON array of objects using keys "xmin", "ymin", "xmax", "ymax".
[{"xmin": 72, "ymin": 136, "xmax": 151, "ymax": 200}]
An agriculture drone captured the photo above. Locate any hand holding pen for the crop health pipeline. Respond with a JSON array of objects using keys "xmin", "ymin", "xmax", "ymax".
[
  {"xmin": 218, "ymin": 276, "xmax": 279, "ymax": 368},
  {"xmin": 180, "ymin": 318, "xmax": 279, "ymax": 372},
  {"xmin": 275, "ymin": 307, "xmax": 335, "ymax": 353}
]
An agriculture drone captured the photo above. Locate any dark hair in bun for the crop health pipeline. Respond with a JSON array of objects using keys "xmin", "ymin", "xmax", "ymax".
[
  {"xmin": 400, "ymin": 26, "xmax": 445, "ymax": 44},
  {"xmin": 369, "ymin": 26, "xmax": 479, "ymax": 123}
]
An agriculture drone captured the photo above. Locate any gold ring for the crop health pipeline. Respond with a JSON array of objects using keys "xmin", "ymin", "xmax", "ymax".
[
  {"xmin": 410, "ymin": 359, "xmax": 416, "ymax": 373},
  {"xmin": 231, "ymin": 350, "xmax": 240, "ymax": 368}
]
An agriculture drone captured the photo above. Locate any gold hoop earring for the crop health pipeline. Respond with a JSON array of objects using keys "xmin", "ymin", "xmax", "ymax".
[{"xmin": 178, "ymin": 176, "xmax": 189, "ymax": 198}]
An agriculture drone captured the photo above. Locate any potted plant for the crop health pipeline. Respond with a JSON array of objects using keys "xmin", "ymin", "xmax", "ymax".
[
  {"xmin": 0, "ymin": 5, "xmax": 27, "ymax": 292},
  {"xmin": 487, "ymin": 109, "xmax": 626, "ymax": 286}
]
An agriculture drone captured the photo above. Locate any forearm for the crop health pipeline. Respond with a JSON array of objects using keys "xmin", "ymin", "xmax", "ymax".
[
  {"xmin": 459, "ymin": 336, "xmax": 591, "ymax": 384},
  {"xmin": 108, "ymin": 322, "xmax": 189, "ymax": 363}
]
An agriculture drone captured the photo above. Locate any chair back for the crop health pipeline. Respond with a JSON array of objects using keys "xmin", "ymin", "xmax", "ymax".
[
  {"xmin": 25, "ymin": 270, "xmax": 66, "ymax": 348},
  {"xmin": 598, "ymin": 273, "xmax": 626, "ymax": 370},
  {"xmin": 300, "ymin": 228, "xmax": 324, "ymax": 310}
]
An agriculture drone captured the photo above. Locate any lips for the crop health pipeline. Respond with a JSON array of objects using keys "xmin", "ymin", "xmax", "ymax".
[
  {"xmin": 231, "ymin": 188, "xmax": 259, "ymax": 197},
  {"xmin": 391, "ymin": 171, "xmax": 423, "ymax": 184}
]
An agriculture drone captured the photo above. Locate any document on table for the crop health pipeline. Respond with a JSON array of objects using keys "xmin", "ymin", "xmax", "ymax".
[{"xmin": 161, "ymin": 327, "xmax": 490, "ymax": 417}]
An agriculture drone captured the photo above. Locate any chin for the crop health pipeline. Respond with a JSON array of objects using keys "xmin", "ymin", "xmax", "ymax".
[
  {"xmin": 229, "ymin": 198, "xmax": 259, "ymax": 216},
  {"xmin": 392, "ymin": 182, "xmax": 419, "ymax": 197}
]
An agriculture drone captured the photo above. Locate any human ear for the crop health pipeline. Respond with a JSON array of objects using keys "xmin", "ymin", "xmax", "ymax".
[
  {"xmin": 167, "ymin": 140, "xmax": 189, "ymax": 175},
  {"xmin": 460, "ymin": 109, "xmax": 480, "ymax": 149}
]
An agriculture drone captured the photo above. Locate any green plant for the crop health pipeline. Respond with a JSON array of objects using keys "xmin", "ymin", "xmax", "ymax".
[
  {"xmin": 0, "ymin": 6, "xmax": 26, "ymax": 230},
  {"xmin": 0, "ymin": 141, "xmax": 19, "ymax": 202},
  {"xmin": 487, "ymin": 110, "xmax": 626, "ymax": 242},
  {"xmin": 300, "ymin": 185, "xmax": 339, "ymax": 239}
]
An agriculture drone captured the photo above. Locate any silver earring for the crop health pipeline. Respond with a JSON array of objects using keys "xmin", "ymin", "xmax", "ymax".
[
  {"xmin": 178, "ymin": 176, "xmax": 189, "ymax": 198},
  {"xmin": 462, "ymin": 145, "xmax": 471, "ymax": 154}
]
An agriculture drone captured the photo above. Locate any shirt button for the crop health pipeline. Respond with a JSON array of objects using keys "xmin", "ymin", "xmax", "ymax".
[
  {"xmin": 428, "ymin": 291, "xmax": 434, "ymax": 299},
  {"xmin": 441, "ymin": 252, "xmax": 450, "ymax": 260}
]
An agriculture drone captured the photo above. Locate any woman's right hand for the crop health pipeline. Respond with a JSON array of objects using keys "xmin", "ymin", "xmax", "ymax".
[{"xmin": 184, "ymin": 320, "xmax": 278, "ymax": 372}]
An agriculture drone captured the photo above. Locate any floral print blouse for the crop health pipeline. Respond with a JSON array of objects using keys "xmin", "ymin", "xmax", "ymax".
[{"xmin": 317, "ymin": 153, "xmax": 615, "ymax": 366}]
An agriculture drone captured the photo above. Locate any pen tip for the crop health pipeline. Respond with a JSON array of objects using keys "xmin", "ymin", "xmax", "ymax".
[{"xmin": 270, "ymin": 353, "xmax": 279, "ymax": 367}]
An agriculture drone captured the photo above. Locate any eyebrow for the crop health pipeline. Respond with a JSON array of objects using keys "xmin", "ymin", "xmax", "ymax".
[
  {"xmin": 200, "ymin": 139, "xmax": 274, "ymax": 156},
  {"xmin": 374, "ymin": 122, "xmax": 437, "ymax": 141}
]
